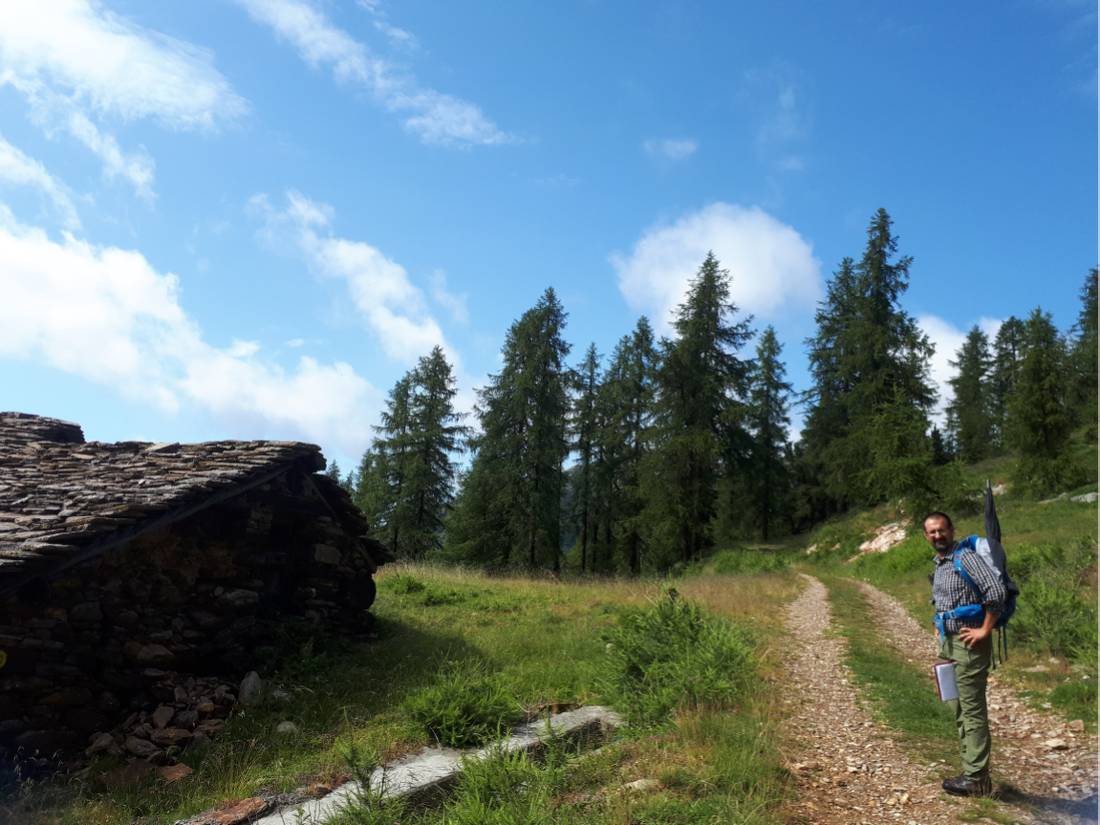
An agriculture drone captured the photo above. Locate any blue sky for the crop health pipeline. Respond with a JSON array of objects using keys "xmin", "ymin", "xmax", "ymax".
[{"xmin": 1, "ymin": 0, "xmax": 1096, "ymax": 470}]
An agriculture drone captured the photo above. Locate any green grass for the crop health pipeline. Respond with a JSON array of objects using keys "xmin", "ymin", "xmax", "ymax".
[
  {"xmin": 8, "ymin": 564, "xmax": 801, "ymax": 825},
  {"xmin": 822, "ymin": 574, "xmax": 957, "ymax": 762}
]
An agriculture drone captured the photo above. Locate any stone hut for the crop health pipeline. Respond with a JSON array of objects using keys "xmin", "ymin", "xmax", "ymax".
[{"xmin": 0, "ymin": 412, "xmax": 387, "ymax": 766}]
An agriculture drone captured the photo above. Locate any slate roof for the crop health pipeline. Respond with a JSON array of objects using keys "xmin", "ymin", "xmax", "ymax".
[{"xmin": 0, "ymin": 412, "xmax": 351, "ymax": 595}]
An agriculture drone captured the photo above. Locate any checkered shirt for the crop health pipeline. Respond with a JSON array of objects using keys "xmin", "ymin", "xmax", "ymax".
[{"xmin": 931, "ymin": 547, "xmax": 1007, "ymax": 633}]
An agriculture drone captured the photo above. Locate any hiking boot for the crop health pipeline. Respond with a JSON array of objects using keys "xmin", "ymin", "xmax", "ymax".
[{"xmin": 942, "ymin": 773, "xmax": 992, "ymax": 797}]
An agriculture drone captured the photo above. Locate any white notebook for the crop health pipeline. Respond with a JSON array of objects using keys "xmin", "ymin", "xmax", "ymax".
[{"xmin": 933, "ymin": 660, "xmax": 958, "ymax": 701}]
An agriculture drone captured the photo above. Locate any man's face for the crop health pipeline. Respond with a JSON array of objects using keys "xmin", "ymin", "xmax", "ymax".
[{"xmin": 923, "ymin": 516, "xmax": 955, "ymax": 552}]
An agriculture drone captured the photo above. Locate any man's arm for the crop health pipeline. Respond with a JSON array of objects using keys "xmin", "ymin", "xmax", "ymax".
[{"xmin": 958, "ymin": 608, "xmax": 999, "ymax": 648}]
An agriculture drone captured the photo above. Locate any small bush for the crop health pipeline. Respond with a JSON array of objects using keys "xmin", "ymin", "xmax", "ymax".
[
  {"xmin": 705, "ymin": 548, "xmax": 789, "ymax": 575},
  {"xmin": 381, "ymin": 573, "xmax": 425, "ymax": 594},
  {"xmin": 403, "ymin": 662, "xmax": 521, "ymax": 748},
  {"xmin": 419, "ymin": 584, "xmax": 467, "ymax": 606},
  {"xmin": 602, "ymin": 590, "xmax": 755, "ymax": 725}
]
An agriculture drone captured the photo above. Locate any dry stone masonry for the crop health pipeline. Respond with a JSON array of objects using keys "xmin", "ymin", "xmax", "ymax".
[{"xmin": 0, "ymin": 413, "xmax": 388, "ymax": 776}]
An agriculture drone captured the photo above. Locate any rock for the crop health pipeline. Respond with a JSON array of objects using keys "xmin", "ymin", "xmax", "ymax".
[
  {"xmin": 1069, "ymin": 719, "xmax": 1086, "ymax": 732},
  {"xmin": 1043, "ymin": 738, "xmax": 1069, "ymax": 750},
  {"xmin": 175, "ymin": 709, "xmax": 199, "ymax": 729},
  {"xmin": 158, "ymin": 763, "xmax": 194, "ymax": 783},
  {"xmin": 313, "ymin": 543, "xmax": 342, "ymax": 564},
  {"xmin": 86, "ymin": 731, "xmax": 116, "ymax": 756},
  {"xmin": 852, "ymin": 522, "xmax": 908, "ymax": 560},
  {"xmin": 196, "ymin": 701, "xmax": 217, "ymax": 715},
  {"xmin": 151, "ymin": 727, "xmax": 193, "ymax": 747},
  {"xmin": 134, "ymin": 643, "xmax": 175, "ymax": 666},
  {"xmin": 196, "ymin": 719, "xmax": 225, "ymax": 737},
  {"xmin": 218, "ymin": 589, "xmax": 260, "ymax": 610},
  {"xmin": 70, "ymin": 601, "xmax": 103, "ymax": 623},
  {"xmin": 238, "ymin": 671, "xmax": 263, "ymax": 706},
  {"xmin": 275, "ymin": 720, "xmax": 298, "ymax": 735},
  {"xmin": 623, "ymin": 778, "xmax": 660, "ymax": 793},
  {"xmin": 124, "ymin": 735, "xmax": 161, "ymax": 759},
  {"xmin": 1071, "ymin": 492, "xmax": 1098, "ymax": 504},
  {"xmin": 188, "ymin": 797, "xmax": 271, "ymax": 825},
  {"xmin": 270, "ymin": 687, "xmax": 292, "ymax": 703},
  {"xmin": 152, "ymin": 705, "xmax": 175, "ymax": 730}
]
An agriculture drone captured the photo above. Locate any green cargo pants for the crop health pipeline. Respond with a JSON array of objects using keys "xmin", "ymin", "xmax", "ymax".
[{"xmin": 939, "ymin": 633, "xmax": 993, "ymax": 777}]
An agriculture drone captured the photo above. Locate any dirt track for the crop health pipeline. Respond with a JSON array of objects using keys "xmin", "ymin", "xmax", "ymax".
[{"xmin": 780, "ymin": 574, "xmax": 1099, "ymax": 824}]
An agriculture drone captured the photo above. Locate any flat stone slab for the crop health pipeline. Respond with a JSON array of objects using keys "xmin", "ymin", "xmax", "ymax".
[{"xmin": 252, "ymin": 705, "xmax": 622, "ymax": 824}]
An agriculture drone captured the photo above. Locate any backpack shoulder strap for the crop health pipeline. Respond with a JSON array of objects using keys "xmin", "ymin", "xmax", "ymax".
[{"xmin": 952, "ymin": 547, "xmax": 980, "ymax": 594}]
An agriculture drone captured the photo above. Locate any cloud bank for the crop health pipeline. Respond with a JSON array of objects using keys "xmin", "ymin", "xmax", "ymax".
[
  {"xmin": 0, "ymin": 208, "xmax": 377, "ymax": 455},
  {"xmin": 612, "ymin": 203, "xmax": 822, "ymax": 332}
]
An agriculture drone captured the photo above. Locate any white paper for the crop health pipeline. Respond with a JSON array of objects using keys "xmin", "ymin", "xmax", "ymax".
[{"xmin": 934, "ymin": 661, "xmax": 958, "ymax": 701}]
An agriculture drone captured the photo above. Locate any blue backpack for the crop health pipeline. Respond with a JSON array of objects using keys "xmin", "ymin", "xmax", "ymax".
[{"xmin": 951, "ymin": 534, "xmax": 1019, "ymax": 662}]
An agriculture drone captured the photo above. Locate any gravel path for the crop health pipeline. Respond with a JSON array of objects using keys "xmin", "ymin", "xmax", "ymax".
[
  {"xmin": 780, "ymin": 574, "xmax": 964, "ymax": 825},
  {"xmin": 856, "ymin": 579, "xmax": 1099, "ymax": 824}
]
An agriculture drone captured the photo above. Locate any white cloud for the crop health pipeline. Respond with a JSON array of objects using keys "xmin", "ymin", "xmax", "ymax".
[
  {"xmin": 429, "ymin": 269, "xmax": 469, "ymax": 325},
  {"xmin": 236, "ymin": 0, "xmax": 510, "ymax": 146},
  {"xmin": 357, "ymin": 0, "xmax": 419, "ymax": 50},
  {"xmin": 65, "ymin": 110, "xmax": 155, "ymax": 201},
  {"xmin": 612, "ymin": 203, "xmax": 822, "ymax": 333},
  {"xmin": 0, "ymin": 1, "xmax": 246, "ymax": 200},
  {"xmin": 643, "ymin": 137, "xmax": 698, "ymax": 161},
  {"xmin": 0, "ymin": 134, "xmax": 80, "ymax": 228},
  {"xmin": 251, "ymin": 190, "xmax": 452, "ymax": 364},
  {"xmin": 0, "ymin": 2, "xmax": 246, "ymax": 130},
  {"xmin": 918, "ymin": 314, "xmax": 1003, "ymax": 425},
  {"xmin": 0, "ymin": 208, "xmax": 378, "ymax": 455}
]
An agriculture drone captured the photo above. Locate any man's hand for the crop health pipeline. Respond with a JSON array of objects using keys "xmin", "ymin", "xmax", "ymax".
[
  {"xmin": 957, "ymin": 626, "xmax": 990, "ymax": 648},
  {"xmin": 958, "ymin": 610, "xmax": 999, "ymax": 649}
]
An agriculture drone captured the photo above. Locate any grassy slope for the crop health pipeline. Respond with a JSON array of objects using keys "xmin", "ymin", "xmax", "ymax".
[{"xmin": 10, "ymin": 565, "xmax": 802, "ymax": 825}]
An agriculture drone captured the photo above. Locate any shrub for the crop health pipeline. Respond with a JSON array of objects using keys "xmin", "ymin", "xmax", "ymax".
[
  {"xmin": 403, "ymin": 662, "xmax": 521, "ymax": 748},
  {"xmin": 602, "ymin": 590, "xmax": 755, "ymax": 725},
  {"xmin": 705, "ymin": 548, "xmax": 789, "ymax": 575},
  {"xmin": 382, "ymin": 573, "xmax": 425, "ymax": 594}
]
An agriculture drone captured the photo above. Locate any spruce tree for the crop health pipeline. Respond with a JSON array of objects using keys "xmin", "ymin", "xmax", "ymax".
[
  {"xmin": 646, "ymin": 253, "xmax": 752, "ymax": 565},
  {"xmin": 802, "ymin": 209, "xmax": 936, "ymax": 507},
  {"xmin": 1070, "ymin": 267, "xmax": 1098, "ymax": 437},
  {"xmin": 945, "ymin": 326, "xmax": 995, "ymax": 462},
  {"xmin": 593, "ymin": 317, "xmax": 659, "ymax": 572},
  {"xmin": 745, "ymin": 326, "xmax": 792, "ymax": 540},
  {"xmin": 569, "ymin": 343, "xmax": 601, "ymax": 572},
  {"xmin": 1005, "ymin": 308, "xmax": 1072, "ymax": 494},
  {"xmin": 446, "ymin": 289, "xmax": 571, "ymax": 570},
  {"xmin": 989, "ymin": 316, "xmax": 1025, "ymax": 449},
  {"xmin": 354, "ymin": 349, "xmax": 465, "ymax": 559}
]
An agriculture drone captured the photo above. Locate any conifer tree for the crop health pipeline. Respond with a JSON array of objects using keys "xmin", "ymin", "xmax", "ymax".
[
  {"xmin": 1005, "ymin": 308, "xmax": 1072, "ymax": 494},
  {"xmin": 1070, "ymin": 267, "xmax": 1098, "ymax": 436},
  {"xmin": 745, "ymin": 326, "xmax": 792, "ymax": 540},
  {"xmin": 593, "ymin": 317, "xmax": 659, "ymax": 572},
  {"xmin": 945, "ymin": 326, "xmax": 995, "ymax": 462},
  {"xmin": 645, "ymin": 253, "xmax": 752, "ymax": 565},
  {"xmin": 324, "ymin": 459, "xmax": 342, "ymax": 483},
  {"xmin": 801, "ymin": 209, "xmax": 935, "ymax": 507},
  {"xmin": 447, "ymin": 289, "xmax": 571, "ymax": 570},
  {"xmin": 355, "ymin": 348, "xmax": 465, "ymax": 559},
  {"xmin": 989, "ymin": 316, "xmax": 1025, "ymax": 449},
  {"xmin": 569, "ymin": 343, "xmax": 601, "ymax": 572}
]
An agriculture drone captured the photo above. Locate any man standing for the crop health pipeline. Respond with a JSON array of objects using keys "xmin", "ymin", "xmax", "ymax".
[{"xmin": 924, "ymin": 511, "xmax": 1006, "ymax": 797}]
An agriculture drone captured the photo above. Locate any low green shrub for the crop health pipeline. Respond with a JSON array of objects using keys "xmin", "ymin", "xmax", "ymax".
[
  {"xmin": 381, "ymin": 573, "xmax": 426, "ymax": 594},
  {"xmin": 402, "ymin": 662, "xmax": 521, "ymax": 748},
  {"xmin": 602, "ymin": 591, "xmax": 755, "ymax": 725},
  {"xmin": 705, "ymin": 548, "xmax": 789, "ymax": 575},
  {"xmin": 442, "ymin": 747, "xmax": 553, "ymax": 825}
]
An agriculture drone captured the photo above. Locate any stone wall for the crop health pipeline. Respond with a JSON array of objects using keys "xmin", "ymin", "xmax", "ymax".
[{"xmin": 0, "ymin": 469, "xmax": 378, "ymax": 768}]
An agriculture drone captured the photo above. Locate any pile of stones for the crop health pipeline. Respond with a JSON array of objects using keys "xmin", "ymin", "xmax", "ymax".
[{"xmin": 85, "ymin": 671, "xmax": 267, "ymax": 767}]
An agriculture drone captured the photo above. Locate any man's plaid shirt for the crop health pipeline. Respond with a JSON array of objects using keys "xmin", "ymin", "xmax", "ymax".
[{"xmin": 932, "ymin": 548, "xmax": 1007, "ymax": 633}]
